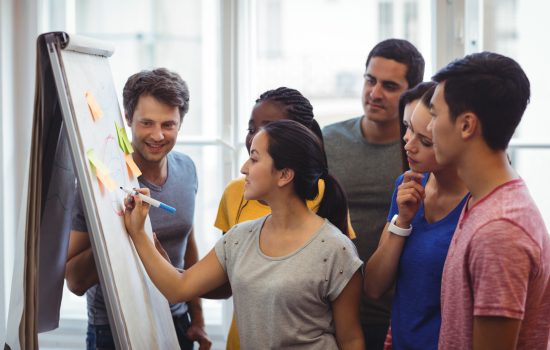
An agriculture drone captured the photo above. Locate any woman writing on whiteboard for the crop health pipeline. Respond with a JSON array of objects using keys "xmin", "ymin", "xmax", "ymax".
[{"xmin": 124, "ymin": 120, "xmax": 365, "ymax": 349}]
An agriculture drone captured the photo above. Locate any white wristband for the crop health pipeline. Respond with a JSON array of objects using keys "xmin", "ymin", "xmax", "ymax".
[{"xmin": 388, "ymin": 214, "xmax": 412, "ymax": 237}]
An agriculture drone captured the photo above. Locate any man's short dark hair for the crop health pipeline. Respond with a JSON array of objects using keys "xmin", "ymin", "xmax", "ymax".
[
  {"xmin": 123, "ymin": 68, "xmax": 190, "ymax": 122},
  {"xmin": 366, "ymin": 39, "xmax": 425, "ymax": 88},
  {"xmin": 432, "ymin": 51, "xmax": 530, "ymax": 150}
]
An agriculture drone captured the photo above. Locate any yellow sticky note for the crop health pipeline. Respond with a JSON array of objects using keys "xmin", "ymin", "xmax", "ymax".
[
  {"xmin": 125, "ymin": 153, "xmax": 142, "ymax": 177},
  {"xmin": 96, "ymin": 171, "xmax": 117, "ymax": 191},
  {"xmin": 85, "ymin": 91, "xmax": 103, "ymax": 121},
  {"xmin": 87, "ymin": 149, "xmax": 109, "ymax": 174}
]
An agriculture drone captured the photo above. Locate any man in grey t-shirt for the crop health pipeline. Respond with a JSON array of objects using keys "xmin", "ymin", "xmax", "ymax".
[
  {"xmin": 323, "ymin": 39, "xmax": 424, "ymax": 350},
  {"xmin": 65, "ymin": 68, "xmax": 211, "ymax": 350}
]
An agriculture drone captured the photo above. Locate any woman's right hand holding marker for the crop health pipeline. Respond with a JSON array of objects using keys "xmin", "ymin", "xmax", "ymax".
[
  {"xmin": 123, "ymin": 187, "xmax": 151, "ymax": 242},
  {"xmin": 395, "ymin": 171, "xmax": 425, "ymax": 228}
]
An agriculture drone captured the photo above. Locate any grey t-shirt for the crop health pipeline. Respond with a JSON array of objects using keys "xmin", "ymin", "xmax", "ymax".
[
  {"xmin": 72, "ymin": 151, "xmax": 198, "ymax": 325},
  {"xmin": 323, "ymin": 116, "xmax": 403, "ymax": 326},
  {"xmin": 215, "ymin": 216, "xmax": 363, "ymax": 349}
]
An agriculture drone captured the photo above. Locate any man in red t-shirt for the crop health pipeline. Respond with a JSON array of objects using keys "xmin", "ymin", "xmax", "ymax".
[{"xmin": 428, "ymin": 52, "xmax": 550, "ymax": 349}]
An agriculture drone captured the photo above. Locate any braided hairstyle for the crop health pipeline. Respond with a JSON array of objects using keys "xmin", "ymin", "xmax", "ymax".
[
  {"xmin": 245, "ymin": 88, "xmax": 347, "ymax": 234},
  {"xmin": 255, "ymin": 87, "xmax": 324, "ymax": 144}
]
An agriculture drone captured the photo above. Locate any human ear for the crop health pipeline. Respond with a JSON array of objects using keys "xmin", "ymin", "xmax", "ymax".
[
  {"xmin": 277, "ymin": 168, "xmax": 295, "ymax": 187},
  {"xmin": 459, "ymin": 112, "xmax": 478, "ymax": 140}
]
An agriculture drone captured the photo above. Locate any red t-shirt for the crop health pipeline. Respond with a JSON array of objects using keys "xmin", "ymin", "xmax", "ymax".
[{"xmin": 439, "ymin": 179, "xmax": 550, "ymax": 349}]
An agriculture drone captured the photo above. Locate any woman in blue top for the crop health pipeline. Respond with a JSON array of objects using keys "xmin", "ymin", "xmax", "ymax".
[{"xmin": 364, "ymin": 82, "xmax": 469, "ymax": 350}]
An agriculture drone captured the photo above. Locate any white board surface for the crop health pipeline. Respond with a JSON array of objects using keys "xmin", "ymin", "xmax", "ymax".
[{"xmin": 52, "ymin": 34, "xmax": 178, "ymax": 349}]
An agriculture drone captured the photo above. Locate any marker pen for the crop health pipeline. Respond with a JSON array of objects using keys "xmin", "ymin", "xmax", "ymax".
[{"xmin": 120, "ymin": 187, "xmax": 176, "ymax": 214}]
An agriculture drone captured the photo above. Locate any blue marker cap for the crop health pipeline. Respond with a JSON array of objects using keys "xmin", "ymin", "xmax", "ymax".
[{"xmin": 159, "ymin": 202, "xmax": 177, "ymax": 214}]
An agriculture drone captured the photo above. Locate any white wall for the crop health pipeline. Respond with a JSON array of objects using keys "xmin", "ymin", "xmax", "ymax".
[{"xmin": 0, "ymin": 0, "xmax": 41, "ymax": 343}]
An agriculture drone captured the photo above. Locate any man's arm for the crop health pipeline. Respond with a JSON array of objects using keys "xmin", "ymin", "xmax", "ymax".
[
  {"xmin": 184, "ymin": 229, "xmax": 211, "ymax": 349},
  {"xmin": 468, "ymin": 221, "xmax": 532, "ymax": 350},
  {"xmin": 65, "ymin": 230, "xmax": 99, "ymax": 296},
  {"xmin": 473, "ymin": 316, "xmax": 521, "ymax": 350}
]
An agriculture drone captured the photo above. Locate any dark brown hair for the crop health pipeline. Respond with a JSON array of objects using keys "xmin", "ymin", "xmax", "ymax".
[{"xmin": 123, "ymin": 68, "xmax": 190, "ymax": 122}]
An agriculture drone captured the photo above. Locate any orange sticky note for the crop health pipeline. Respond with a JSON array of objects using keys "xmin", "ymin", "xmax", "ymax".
[
  {"xmin": 96, "ymin": 171, "xmax": 117, "ymax": 191},
  {"xmin": 125, "ymin": 153, "xmax": 142, "ymax": 177},
  {"xmin": 85, "ymin": 91, "xmax": 103, "ymax": 121}
]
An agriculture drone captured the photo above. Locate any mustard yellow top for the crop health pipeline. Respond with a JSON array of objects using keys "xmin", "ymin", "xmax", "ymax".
[{"xmin": 214, "ymin": 177, "xmax": 356, "ymax": 239}]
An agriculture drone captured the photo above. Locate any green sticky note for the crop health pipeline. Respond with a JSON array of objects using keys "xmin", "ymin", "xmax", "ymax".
[
  {"xmin": 115, "ymin": 122, "xmax": 125, "ymax": 151},
  {"xmin": 120, "ymin": 127, "xmax": 134, "ymax": 153},
  {"xmin": 114, "ymin": 122, "xmax": 133, "ymax": 154},
  {"xmin": 87, "ymin": 149, "xmax": 110, "ymax": 174}
]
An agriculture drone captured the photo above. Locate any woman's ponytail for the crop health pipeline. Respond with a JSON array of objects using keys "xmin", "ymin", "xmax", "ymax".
[
  {"xmin": 317, "ymin": 173, "xmax": 349, "ymax": 236},
  {"xmin": 262, "ymin": 120, "xmax": 349, "ymax": 236}
]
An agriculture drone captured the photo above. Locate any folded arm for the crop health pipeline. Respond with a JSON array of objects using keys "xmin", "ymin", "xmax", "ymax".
[{"xmin": 65, "ymin": 230, "xmax": 99, "ymax": 296}]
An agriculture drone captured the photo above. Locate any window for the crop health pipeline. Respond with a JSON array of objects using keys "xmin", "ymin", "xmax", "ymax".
[
  {"xmin": 246, "ymin": 0, "xmax": 432, "ymax": 132},
  {"xmin": 379, "ymin": 2, "xmax": 394, "ymax": 40},
  {"xmin": 6, "ymin": 0, "xmax": 544, "ymax": 348},
  {"xmin": 38, "ymin": 1, "xmax": 435, "ymax": 346},
  {"xmin": 474, "ymin": 0, "xmax": 550, "ymax": 227}
]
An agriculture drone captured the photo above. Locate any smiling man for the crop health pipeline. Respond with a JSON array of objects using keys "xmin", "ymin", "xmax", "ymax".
[
  {"xmin": 429, "ymin": 52, "xmax": 550, "ymax": 350},
  {"xmin": 65, "ymin": 68, "xmax": 211, "ymax": 350},
  {"xmin": 322, "ymin": 39, "xmax": 424, "ymax": 349}
]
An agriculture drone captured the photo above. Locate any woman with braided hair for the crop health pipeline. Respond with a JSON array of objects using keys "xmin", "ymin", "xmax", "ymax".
[
  {"xmin": 216, "ymin": 87, "xmax": 355, "ymax": 237},
  {"xmin": 214, "ymin": 87, "xmax": 356, "ymax": 349},
  {"xmin": 123, "ymin": 120, "xmax": 364, "ymax": 349}
]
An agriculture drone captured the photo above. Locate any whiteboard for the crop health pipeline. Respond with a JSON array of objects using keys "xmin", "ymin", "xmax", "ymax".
[{"xmin": 47, "ymin": 32, "xmax": 178, "ymax": 349}]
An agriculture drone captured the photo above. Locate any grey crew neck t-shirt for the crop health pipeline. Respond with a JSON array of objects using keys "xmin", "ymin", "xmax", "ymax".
[
  {"xmin": 215, "ymin": 216, "xmax": 363, "ymax": 349},
  {"xmin": 323, "ymin": 116, "xmax": 403, "ymax": 326},
  {"xmin": 72, "ymin": 151, "xmax": 197, "ymax": 325}
]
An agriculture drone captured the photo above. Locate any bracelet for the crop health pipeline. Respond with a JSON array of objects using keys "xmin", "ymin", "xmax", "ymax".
[{"xmin": 388, "ymin": 214, "xmax": 412, "ymax": 237}]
